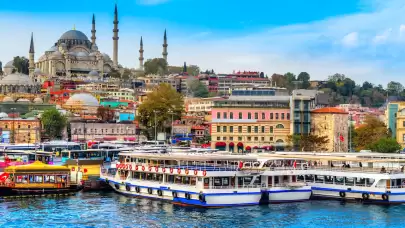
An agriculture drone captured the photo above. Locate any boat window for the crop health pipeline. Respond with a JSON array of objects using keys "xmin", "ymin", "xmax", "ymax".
[
  {"xmin": 324, "ymin": 176, "xmax": 333, "ymax": 184},
  {"xmin": 222, "ymin": 177, "xmax": 229, "ymax": 186},
  {"xmin": 366, "ymin": 178, "xmax": 375, "ymax": 187},
  {"xmin": 334, "ymin": 176, "xmax": 344, "ymax": 185},
  {"xmin": 243, "ymin": 176, "xmax": 253, "ymax": 185},
  {"xmin": 214, "ymin": 177, "xmax": 222, "ymax": 186},
  {"xmin": 56, "ymin": 176, "xmax": 62, "ymax": 183},
  {"xmin": 315, "ymin": 175, "xmax": 324, "ymax": 183},
  {"xmin": 44, "ymin": 175, "xmax": 55, "ymax": 183},
  {"xmin": 345, "ymin": 177, "xmax": 354, "ymax": 186},
  {"xmin": 30, "ymin": 175, "xmax": 43, "ymax": 183},
  {"xmin": 16, "ymin": 175, "xmax": 28, "ymax": 183},
  {"xmin": 204, "ymin": 178, "xmax": 209, "ymax": 185},
  {"xmin": 191, "ymin": 177, "xmax": 197, "ymax": 185}
]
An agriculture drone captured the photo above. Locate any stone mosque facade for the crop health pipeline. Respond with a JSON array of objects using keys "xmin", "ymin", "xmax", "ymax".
[{"xmin": 1, "ymin": 3, "xmax": 169, "ymax": 87}]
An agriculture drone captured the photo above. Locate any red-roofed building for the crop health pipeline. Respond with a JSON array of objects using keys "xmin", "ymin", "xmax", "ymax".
[{"xmin": 311, "ymin": 107, "xmax": 349, "ymax": 152}]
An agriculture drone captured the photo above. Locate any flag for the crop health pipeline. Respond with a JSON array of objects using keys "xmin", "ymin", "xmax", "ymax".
[
  {"xmin": 339, "ymin": 134, "xmax": 344, "ymax": 142},
  {"xmin": 0, "ymin": 173, "xmax": 9, "ymax": 182},
  {"xmin": 293, "ymin": 160, "xmax": 297, "ymax": 169}
]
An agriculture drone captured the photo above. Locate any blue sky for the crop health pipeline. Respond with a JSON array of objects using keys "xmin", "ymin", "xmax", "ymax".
[{"xmin": 0, "ymin": 0, "xmax": 405, "ymax": 85}]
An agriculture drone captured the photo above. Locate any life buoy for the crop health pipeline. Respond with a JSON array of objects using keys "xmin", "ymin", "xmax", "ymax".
[
  {"xmin": 198, "ymin": 193, "xmax": 205, "ymax": 202},
  {"xmin": 185, "ymin": 192, "xmax": 191, "ymax": 200},
  {"xmin": 155, "ymin": 166, "xmax": 159, "ymax": 172},
  {"xmin": 129, "ymin": 165, "xmax": 132, "ymax": 170},
  {"xmin": 170, "ymin": 168, "xmax": 174, "ymax": 173},
  {"xmin": 142, "ymin": 166, "xmax": 145, "ymax": 171},
  {"xmin": 148, "ymin": 166, "xmax": 152, "ymax": 172},
  {"xmin": 382, "ymin": 194, "xmax": 389, "ymax": 201},
  {"xmin": 135, "ymin": 166, "xmax": 139, "ymax": 171},
  {"xmin": 148, "ymin": 188, "xmax": 153, "ymax": 194},
  {"xmin": 185, "ymin": 169, "xmax": 189, "ymax": 175},
  {"xmin": 162, "ymin": 168, "xmax": 166, "ymax": 173},
  {"xmin": 126, "ymin": 185, "xmax": 131, "ymax": 191},
  {"xmin": 135, "ymin": 186, "xmax": 140, "ymax": 193},
  {"xmin": 177, "ymin": 168, "xmax": 181, "ymax": 174},
  {"xmin": 202, "ymin": 170, "xmax": 207, "ymax": 176},
  {"xmin": 172, "ymin": 191, "xmax": 178, "ymax": 198},
  {"xmin": 362, "ymin": 193, "xmax": 370, "ymax": 200},
  {"xmin": 115, "ymin": 184, "xmax": 120, "ymax": 190},
  {"xmin": 194, "ymin": 170, "xmax": 198, "ymax": 175},
  {"xmin": 339, "ymin": 191, "xmax": 346, "ymax": 198},
  {"xmin": 157, "ymin": 189, "xmax": 163, "ymax": 196}
]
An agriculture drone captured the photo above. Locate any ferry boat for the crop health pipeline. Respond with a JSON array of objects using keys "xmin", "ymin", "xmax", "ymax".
[
  {"xmin": 99, "ymin": 152, "xmax": 311, "ymax": 207},
  {"xmin": 0, "ymin": 150, "xmax": 55, "ymax": 170},
  {"xmin": 269, "ymin": 152, "xmax": 405, "ymax": 204},
  {"xmin": 0, "ymin": 161, "xmax": 82, "ymax": 197}
]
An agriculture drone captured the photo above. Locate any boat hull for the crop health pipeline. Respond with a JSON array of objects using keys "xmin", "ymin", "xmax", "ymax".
[
  {"xmin": 0, "ymin": 186, "xmax": 82, "ymax": 197},
  {"xmin": 102, "ymin": 178, "xmax": 311, "ymax": 207}
]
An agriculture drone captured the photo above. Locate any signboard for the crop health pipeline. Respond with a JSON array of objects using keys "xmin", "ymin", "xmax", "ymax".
[{"xmin": 1, "ymin": 130, "xmax": 10, "ymax": 143}]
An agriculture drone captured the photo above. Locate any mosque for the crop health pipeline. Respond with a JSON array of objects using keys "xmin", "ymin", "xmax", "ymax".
[{"xmin": 2, "ymin": 3, "xmax": 169, "ymax": 82}]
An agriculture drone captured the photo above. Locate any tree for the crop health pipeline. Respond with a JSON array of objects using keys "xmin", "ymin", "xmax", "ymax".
[
  {"xmin": 387, "ymin": 81, "xmax": 404, "ymax": 96},
  {"xmin": 328, "ymin": 73, "xmax": 346, "ymax": 83},
  {"xmin": 108, "ymin": 68, "xmax": 121, "ymax": 78},
  {"xmin": 40, "ymin": 109, "xmax": 67, "ymax": 140},
  {"xmin": 287, "ymin": 134, "xmax": 329, "ymax": 151},
  {"xmin": 12, "ymin": 56, "xmax": 29, "ymax": 74},
  {"xmin": 368, "ymin": 138, "xmax": 401, "ymax": 153},
  {"xmin": 97, "ymin": 106, "xmax": 115, "ymax": 122},
  {"xmin": 297, "ymin": 72, "xmax": 311, "ymax": 89},
  {"xmin": 144, "ymin": 58, "xmax": 168, "ymax": 76},
  {"xmin": 121, "ymin": 68, "xmax": 132, "ymax": 80},
  {"xmin": 187, "ymin": 65, "xmax": 200, "ymax": 76},
  {"xmin": 354, "ymin": 115, "xmax": 389, "ymax": 151},
  {"xmin": 271, "ymin": 74, "xmax": 287, "ymax": 88},
  {"xmin": 137, "ymin": 83, "xmax": 184, "ymax": 138},
  {"xmin": 284, "ymin": 72, "xmax": 296, "ymax": 91},
  {"xmin": 187, "ymin": 78, "xmax": 209, "ymax": 98}
]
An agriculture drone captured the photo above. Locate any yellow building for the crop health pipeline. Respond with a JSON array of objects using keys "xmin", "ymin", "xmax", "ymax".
[
  {"xmin": 311, "ymin": 107, "xmax": 349, "ymax": 152},
  {"xmin": 395, "ymin": 108, "xmax": 405, "ymax": 148},
  {"xmin": 0, "ymin": 117, "xmax": 41, "ymax": 143}
]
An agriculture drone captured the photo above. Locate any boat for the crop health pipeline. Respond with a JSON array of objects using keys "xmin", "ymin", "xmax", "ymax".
[
  {"xmin": 99, "ymin": 151, "xmax": 311, "ymax": 207},
  {"xmin": 268, "ymin": 152, "xmax": 405, "ymax": 204},
  {"xmin": 0, "ymin": 150, "xmax": 55, "ymax": 170},
  {"xmin": 0, "ymin": 161, "xmax": 82, "ymax": 197}
]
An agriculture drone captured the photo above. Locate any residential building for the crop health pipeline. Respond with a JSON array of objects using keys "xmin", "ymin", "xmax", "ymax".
[
  {"xmin": 311, "ymin": 107, "xmax": 349, "ymax": 152},
  {"xmin": 185, "ymin": 97, "xmax": 225, "ymax": 115},
  {"xmin": 385, "ymin": 101, "xmax": 405, "ymax": 139},
  {"xmin": 338, "ymin": 104, "xmax": 384, "ymax": 128},
  {"xmin": 396, "ymin": 108, "xmax": 405, "ymax": 149},
  {"xmin": 211, "ymin": 95, "xmax": 291, "ymax": 152},
  {"xmin": 0, "ymin": 117, "xmax": 41, "ymax": 143},
  {"xmin": 70, "ymin": 121, "xmax": 138, "ymax": 142}
]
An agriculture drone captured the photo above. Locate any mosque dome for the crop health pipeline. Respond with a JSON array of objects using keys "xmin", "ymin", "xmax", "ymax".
[
  {"xmin": 33, "ymin": 97, "xmax": 43, "ymax": 104},
  {"xmin": 2, "ymin": 96, "xmax": 14, "ymax": 102},
  {"xmin": 65, "ymin": 93, "xmax": 99, "ymax": 107},
  {"xmin": 102, "ymin": 53, "xmax": 111, "ymax": 61},
  {"xmin": 75, "ymin": 51, "xmax": 88, "ymax": 57},
  {"xmin": 0, "ymin": 112, "xmax": 8, "ymax": 118},
  {"xmin": 47, "ymin": 46, "xmax": 58, "ymax": 52},
  {"xmin": 4, "ymin": 60, "xmax": 14, "ymax": 68},
  {"xmin": 88, "ymin": 52, "xmax": 97, "ymax": 57},
  {"xmin": 50, "ymin": 51, "xmax": 63, "ymax": 59},
  {"xmin": 59, "ymin": 30, "xmax": 89, "ymax": 41},
  {"xmin": 0, "ymin": 73, "xmax": 36, "ymax": 85},
  {"xmin": 88, "ymin": 70, "xmax": 99, "ymax": 77}
]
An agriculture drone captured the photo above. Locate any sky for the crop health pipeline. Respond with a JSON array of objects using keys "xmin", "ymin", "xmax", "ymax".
[{"xmin": 1, "ymin": 0, "xmax": 405, "ymax": 85}]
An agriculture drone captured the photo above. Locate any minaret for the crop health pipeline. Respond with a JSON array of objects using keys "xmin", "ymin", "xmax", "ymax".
[
  {"xmin": 183, "ymin": 62, "xmax": 187, "ymax": 73},
  {"xmin": 112, "ymin": 3, "xmax": 119, "ymax": 68},
  {"xmin": 91, "ymin": 14, "xmax": 96, "ymax": 45},
  {"xmin": 162, "ymin": 29, "xmax": 168, "ymax": 62},
  {"xmin": 139, "ymin": 36, "xmax": 144, "ymax": 70},
  {"xmin": 29, "ymin": 32, "xmax": 35, "ymax": 77}
]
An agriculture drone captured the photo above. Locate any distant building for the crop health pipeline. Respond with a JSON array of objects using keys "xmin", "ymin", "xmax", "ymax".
[
  {"xmin": 311, "ymin": 107, "xmax": 349, "ymax": 152},
  {"xmin": 0, "ymin": 117, "xmax": 41, "ymax": 143},
  {"xmin": 70, "ymin": 121, "xmax": 137, "ymax": 142}
]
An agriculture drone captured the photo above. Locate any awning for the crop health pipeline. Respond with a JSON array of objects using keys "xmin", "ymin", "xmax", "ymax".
[
  {"xmin": 246, "ymin": 146, "xmax": 251, "ymax": 150},
  {"xmin": 229, "ymin": 142, "xmax": 235, "ymax": 147},
  {"xmin": 237, "ymin": 142, "xmax": 244, "ymax": 147},
  {"xmin": 215, "ymin": 142, "xmax": 226, "ymax": 147},
  {"xmin": 124, "ymin": 137, "xmax": 136, "ymax": 141},
  {"xmin": 103, "ymin": 136, "xmax": 117, "ymax": 141},
  {"xmin": 263, "ymin": 145, "xmax": 274, "ymax": 150},
  {"xmin": 253, "ymin": 146, "xmax": 259, "ymax": 149}
]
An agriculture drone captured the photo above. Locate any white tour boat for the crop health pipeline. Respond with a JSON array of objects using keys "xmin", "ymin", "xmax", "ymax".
[
  {"xmin": 99, "ymin": 152, "xmax": 311, "ymax": 207},
  {"xmin": 269, "ymin": 152, "xmax": 405, "ymax": 204}
]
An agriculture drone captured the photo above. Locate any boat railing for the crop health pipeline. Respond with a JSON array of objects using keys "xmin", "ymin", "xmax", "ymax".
[
  {"xmin": 304, "ymin": 166, "xmax": 405, "ymax": 174},
  {"xmin": 375, "ymin": 185, "xmax": 405, "ymax": 189}
]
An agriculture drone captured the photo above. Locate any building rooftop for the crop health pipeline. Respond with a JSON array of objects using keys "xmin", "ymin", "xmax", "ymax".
[{"xmin": 311, "ymin": 107, "xmax": 348, "ymax": 114}]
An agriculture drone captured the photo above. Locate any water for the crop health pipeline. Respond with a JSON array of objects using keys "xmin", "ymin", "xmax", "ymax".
[{"xmin": 0, "ymin": 192, "xmax": 404, "ymax": 228}]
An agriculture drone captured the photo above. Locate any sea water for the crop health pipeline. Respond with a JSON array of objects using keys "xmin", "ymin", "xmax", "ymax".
[{"xmin": 0, "ymin": 192, "xmax": 404, "ymax": 228}]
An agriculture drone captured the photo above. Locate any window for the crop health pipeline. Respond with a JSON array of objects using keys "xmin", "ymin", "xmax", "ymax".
[
  {"xmin": 247, "ymin": 137, "xmax": 251, "ymax": 141},
  {"xmin": 217, "ymin": 112, "xmax": 221, "ymax": 119},
  {"xmin": 44, "ymin": 175, "xmax": 55, "ymax": 183},
  {"xmin": 262, "ymin": 113, "xmax": 265, "ymax": 119},
  {"xmin": 223, "ymin": 112, "xmax": 227, "ymax": 119},
  {"xmin": 270, "ymin": 113, "xmax": 274, "ymax": 119},
  {"xmin": 270, "ymin": 137, "xmax": 274, "ymax": 141},
  {"xmin": 276, "ymin": 124, "xmax": 284, "ymax": 129},
  {"xmin": 248, "ymin": 113, "xmax": 252, "ymax": 119},
  {"xmin": 270, "ymin": 126, "xmax": 274, "ymax": 133},
  {"xmin": 223, "ymin": 126, "xmax": 227, "ymax": 132},
  {"xmin": 18, "ymin": 125, "xmax": 21, "ymax": 129},
  {"xmin": 230, "ymin": 136, "xmax": 233, "ymax": 140},
  {"xmin": 223, "ymin": 137, "xmax": 227, "ymax": 140},
  {"xmin": 239, "ymin": 112, "xmax": 242, "ymax": 119},
  {"xmin": 217, "ymin": 126, "xmax": 220, "ymax": 132},
  {"xmin": 238, "ymin": 126, "xmax": 242, "ymax": 133},
  {"xmin": 254, "ymin": 126, "xmax": 258, "ymax": 133},
  {"xmin": 287, "ymin": 113, "xmax": 290, "ymax": 120},
  {"xmin": 230, "ymin": 112, "xmax": 233, "ymax": 119},
  {"xmin": 403, "ymin": 134, "xmax": 405, "ymax": 142},
  {"xmin": 254, "ymin": 113, "xmax": 258, "ymax": 119},
  {"xmin": 230, "ymin": 126, "xmax": 233, "ymax": 133},
  {"xmin": 261, "ymin": 126, "xmax": 265, "ymax": 133},
  {"xmin": 276, "ymin": 113, "xmax": 279, "ymax": 119},
  {"xmin": 5, "ymin": 125, "xmax": 7, "ymax": 129},
  {"xmin": 254, "ymin": 137, "xmax": 258, "ymax": 141},
  {"xmin": 28, "ymin": 125, "xmax": 31, "ymax": 129},
  {"xmin": 261, "ymin": 137, "xmax": 265, "ymax": 141},
  {"xmin": 238, "ymin": 136, "xmax": 242, "ymax": 141},
  {"xmin": 217, "ymin": 137, "xmax": 220, "ymax": 140},
  {"xmin": 403, "ymin": 121, "xmax": 405, "ymax": 127},
  {"xmin": 247, "ymin": 126, "xmax": 251, "ymax": 133},
  {"xmin": 111, "ymin": 129, "xmax": 114, "ymax": 133},
  {"xmin": 281, "ymin": 113, "xmax": 285, "ymax": 119}
]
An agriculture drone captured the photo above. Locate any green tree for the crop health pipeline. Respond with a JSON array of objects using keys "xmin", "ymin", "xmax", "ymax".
[
  {"xmin": 144, "ymin": 58, "xmax": 168, "ymax": 76},
  {"xmin": 187, "ymin": 65, "xmax": 200, "ymax": 76},
  {"xmin": 284, "ymin": 72, "xmax": 296, "ymax": 91},
  {"xmin": 187, "ymin": 78, "xmax": 209, "ymax": 98},
  {"xmin": 387, "ymin": 81, "xmax": 404, "ymax": 96},
  {"xmin": 354, "ymin": 115, "xmax": 389, "ymax": 151},
  {"xmin": 121, "ymin": 68, "xmax": 132, "ymax": 80},
  {"xmin": 297, "ymin": 72, "xmax": 311, "ymax": 89},
  {"xmin": 137, "ymin": 83, "xmax": 183, "ymax": 138},
  {"xmin": 108, "ymin": 68, "xmax": 121, "ymax": 78},
  {"xmin": 12, "ymin": 56, "xmax": 29, "ymax": 74},
  {"xmin": 368, "ymin": 138, "xmax": 401, "ymax": 153},
  {"xmin": 271, "ymin": 74, "xmax": 287, "ymax": 88},
  {"xmin": 287, "ymin": 134, "xmax": 329, "ymax": 151},
  {"xmin": 40, "ymin": 109, "xmax": 67, "ymax": 140}
]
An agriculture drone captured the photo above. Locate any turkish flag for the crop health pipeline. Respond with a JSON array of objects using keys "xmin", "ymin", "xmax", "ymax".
[
  {"xmin": 339, "ymin": 134, "xmax": 344, "ymax": 142},
  {"xmin": 0, "ymin": 173, "xmax": 9, "ymax": 182},
  {"xmin": 293, "ymin": 160, "xmax": 297, "ymax": 169}
]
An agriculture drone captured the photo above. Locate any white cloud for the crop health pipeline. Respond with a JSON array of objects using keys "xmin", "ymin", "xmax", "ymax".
[
  {"xmin": 341, "ymin": 32, "xmax": 358, "ymax": 47},
  {"xmin": 373, "ymin": 28, "xmax": 392, "ymax": 44},
  {"xmin": 136, "ymin": 0, "xmax": 170, "ymax": 5},
  {"xmin": 399, "ymin": 24, "xmax": 405, "ymax": 37}
]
